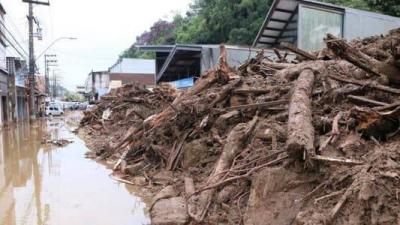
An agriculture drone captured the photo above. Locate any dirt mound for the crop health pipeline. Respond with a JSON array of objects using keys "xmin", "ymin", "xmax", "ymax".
[{"xmin": 79, "ymin": 29, "xmax": 400, "ymax": 225}]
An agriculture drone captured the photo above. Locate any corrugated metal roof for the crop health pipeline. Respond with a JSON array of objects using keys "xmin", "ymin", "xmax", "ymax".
[
  {"xmin": 138, "ymin": 44, "xmax": 263, "ymax": 52},
  {"xmin": 109, "ymin": 58, "xmax": 155, "ymax": 74}
]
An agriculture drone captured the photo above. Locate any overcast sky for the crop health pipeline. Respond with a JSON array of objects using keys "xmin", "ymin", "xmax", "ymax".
[{"xmin": 3, "ymin": 0, "xmax": 192, "ymax": 90}]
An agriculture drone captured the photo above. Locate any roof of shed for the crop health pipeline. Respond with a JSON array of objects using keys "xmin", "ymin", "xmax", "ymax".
[{"xmin": 109, "ymin": 58, "xmax": 155, "ymax": 74}]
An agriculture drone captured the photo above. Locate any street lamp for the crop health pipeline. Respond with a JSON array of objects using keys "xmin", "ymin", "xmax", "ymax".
[{"xmin": 36, "ymin": 37, "xmax": 77, "ymax": 60}]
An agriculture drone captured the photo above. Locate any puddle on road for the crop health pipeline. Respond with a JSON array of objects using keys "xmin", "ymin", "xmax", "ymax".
[{"xmin": 0, "ymin": 118, "xmax": 150, "ymax": 225}]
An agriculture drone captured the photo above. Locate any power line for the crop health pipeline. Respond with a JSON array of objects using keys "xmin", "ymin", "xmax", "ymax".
[
  {"xmin": 0, "ymin": 20, "xmax": 29, "ymax": 56},
  {"xmin": 5, "ymin": 13, "xmax": 26, "ymax": 45},
  {"xmin": 3, "ymin": 34, "xmax": 28, "ymax": 59}
]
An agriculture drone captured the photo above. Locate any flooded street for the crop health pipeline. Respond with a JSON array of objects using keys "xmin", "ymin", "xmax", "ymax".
[{"xmin": 0, "ymin": 115, "xmax": 150, "ymax": 225}]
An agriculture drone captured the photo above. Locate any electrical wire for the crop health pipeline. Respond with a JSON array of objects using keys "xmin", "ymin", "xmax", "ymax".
[
  {"xmin": 3, "ymin": 34, "xmax": 27, "ymax": 59},
  {"xmin": 0, "ymin": 20, "xmax": 29, "ymax": 57},
  {"xmin": 5, "ymin": 13, "xmax": 26, "ymax": 45}
]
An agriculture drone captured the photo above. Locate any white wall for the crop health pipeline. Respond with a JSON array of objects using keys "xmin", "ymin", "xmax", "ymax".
[{"xmin": 344, "ymin": 8, "xmax": 400, "ymax": 40}]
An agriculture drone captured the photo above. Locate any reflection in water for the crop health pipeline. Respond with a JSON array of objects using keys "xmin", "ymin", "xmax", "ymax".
[{"xmin": 0, "ymin": 119, "xmax": 150, "ymax": 225}]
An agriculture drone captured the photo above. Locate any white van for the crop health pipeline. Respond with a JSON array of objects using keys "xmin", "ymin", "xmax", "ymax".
[{"xmin": 45, "ymin": 105, "xmax": 64, "ymax": 116}]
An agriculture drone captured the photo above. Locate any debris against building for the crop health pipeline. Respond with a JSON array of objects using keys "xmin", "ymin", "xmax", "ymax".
[
  {"xmin": 253, "ymin": 0, "xmax": 400, "ymax": 51},
  {"xmin": 137, "ymin": 44, "xmax": 281, "ymax": 88},
  {"xmin": 79, "ymin": 29, "xmax": 400, "ymax": 225}
]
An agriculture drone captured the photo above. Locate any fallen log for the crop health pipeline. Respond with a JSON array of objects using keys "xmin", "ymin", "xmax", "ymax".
[
  {"xmin": 274, "ymin": 48, "xmax": 283, "ymax": 60},
  {"xmin": 147, "ymin": 45, "xmax": 231, "ymax": 130},
  {"xmin": 311, "ymin": 155, "xmax": 364, "ymax": 166},
  {"xmin": 314, "ymin": 189, "xmax": 345, "ymax": 205},
  {"xmin": 187, "ymin": 116, "xmax": 258, "ymax": 222},
  {"xmin": 286, "ymin": 69, "xmax": 315, "ymax": 166},
  {"xmin": 167, "ymin": 130, "xmax": 192, "ymax": 171},
  {"xmin": 276, "ymin": 60, "xmax": 327, "ymax": 81},
  {"xmin": 347, "ymin": 95, "xmax": 389, "ymax": 107},
  {"xmin": 233, "ymin": 85, "xmax": 291, "ymax": 95},
  {"xmin": 280, "ymin": 42, "xmax": 317, "ymax": 60},
  {"xmin": 225, "ymin": 99, "xmax": 288, "ymax": 110},
  {"xmin": 328, "ymin": 74, "xmax": 400, "ymax": 95},
  {"xmin": 325, "ymin": 34, "xmax": 400, "ymax": 84},
  {"xmin": 373, "ymin": 102, "xmax": 400, "ymax": 111},
  {"xmin": 210, "ymin": 78, "xmax": 242, "ymax": 107},
  {"xmin": 262, "ymin": 61, "xmax": 294, "ymax": 70},
  {"xmin": 319, "ymin": 111, "xmax": 343, "ymax": 152}
]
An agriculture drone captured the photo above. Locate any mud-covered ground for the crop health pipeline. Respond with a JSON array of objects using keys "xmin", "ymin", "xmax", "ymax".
[{"xmin": 79, "ymin": 29, "xmax": 400, "ymax": 225}]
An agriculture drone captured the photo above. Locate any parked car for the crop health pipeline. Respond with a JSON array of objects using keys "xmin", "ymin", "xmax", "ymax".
[{"xmin": 45, "ymin": 105, "xmax": 64, "ymax": 116}]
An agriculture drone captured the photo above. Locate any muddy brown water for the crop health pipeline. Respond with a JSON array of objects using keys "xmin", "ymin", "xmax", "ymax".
[{"xmin": 0, "ymin": 117, "xmax": 150, "ymax": 225}]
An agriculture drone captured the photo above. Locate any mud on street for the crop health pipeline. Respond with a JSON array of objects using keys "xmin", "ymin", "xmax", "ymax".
[{"xmin": 0, "ymin": 112, "xmax": 150, "ymax": 225}]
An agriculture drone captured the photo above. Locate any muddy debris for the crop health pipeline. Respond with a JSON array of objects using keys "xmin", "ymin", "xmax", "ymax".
[
  {"xmin": 42, "ymin": 139, "xmax": 74, "ymax": 147},
  {"xmin": 79, "ymin": 29, "xmax": 400, "ymax": 225}
]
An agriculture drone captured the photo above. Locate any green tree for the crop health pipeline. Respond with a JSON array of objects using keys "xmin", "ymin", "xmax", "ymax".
[
  {"xmin": 175, "ymin": 0, "xmax": 272, "ymax": 45},
  {"xmin": 121, "ymin": 0, "xmax": 400, "ymax": 59},
  {"xmin": 320, "ymin": 0, "xmax": 400, "ymax": 16},
  {"xmin": 319, "ymin": 0, "xmax": 370, "ymax": 10},
  {"xmin": 121, "ymin": 0, "xmax": 273, "ymax": 58},
  {"xmin": 363, "ymin": 0, "xmax": 400, "ymax": 17}
]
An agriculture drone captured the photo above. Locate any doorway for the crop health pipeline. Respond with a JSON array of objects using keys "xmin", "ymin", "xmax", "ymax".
[{"xmin": 1, "ymin": 96, "xmax": 7, "ymax": 124}]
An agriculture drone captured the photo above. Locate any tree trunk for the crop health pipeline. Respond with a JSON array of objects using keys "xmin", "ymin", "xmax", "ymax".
[
  {"xmin": 286, "ymin": 69, "xmax": 315, "ymax": 166},
  {"xmin": 325, "ymin": 34, "xmax": 400, "ymax": 84},
  {"xmin": 187, "ymin": 116, "xmax": 258, "ymax": 222}
]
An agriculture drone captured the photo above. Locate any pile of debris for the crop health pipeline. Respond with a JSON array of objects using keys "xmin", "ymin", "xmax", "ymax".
[
  {"xmin": 80, "ymin": 83, "xmax": 176, "ymax": 158},
  {"xmin": 79, "ymin": 29, "xmax": 400, "ymax": 225}
]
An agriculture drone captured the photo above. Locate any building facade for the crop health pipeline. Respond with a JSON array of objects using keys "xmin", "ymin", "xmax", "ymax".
[
  {"xmin": 84, "ymin": 59, "xmax": 156, "ymax": 101},
  {"xmin": 253, "ymin": 0, "xmax": 400, "ymax": 51},
  {"xmin": 108, "ymin": 58, "xmax": 155, "ymax": 89},
  {"xmin": 6, "ymin": 57, "xmax": 29, "ymax": 122},
  {"xmin": 0, "ymin": 5, "xmax": 8, "ymax": 127},
  {"xmin": 138, "ymin": 44, "xmax": 277, "ymax": 88},
  {"xmin": 84, "ymin": 71, "xmax": 109, "ymax": 101}
]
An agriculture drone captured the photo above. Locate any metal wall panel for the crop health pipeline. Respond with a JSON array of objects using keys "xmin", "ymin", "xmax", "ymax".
[
  {"xmin": 298, "ymin": 5, "xmax": 343, "ymax": 51},
  {"xmin": 344, "ymin": 8, "xmax": 400, "ymax": 40}
]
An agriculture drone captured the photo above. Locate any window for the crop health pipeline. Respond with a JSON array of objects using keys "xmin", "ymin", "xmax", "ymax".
[{"xmin": 298, "ymin": 6, "xmax": 343, "ymax": 51}]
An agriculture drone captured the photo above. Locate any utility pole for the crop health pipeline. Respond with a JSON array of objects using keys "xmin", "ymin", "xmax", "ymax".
[
  {"xmin": 53, "ymin": 70, "xmax": 56, "ymax": 99},
  {"xmin": 51, "ymin": 70, "xmax": 60, "ymax": 100},
  {"xmin": 23, "ymin": 0, "xmax": 49, "ymax": 120},
  {"xmin": 44, "ymin": 54, "xmax": 56, "ymax": 96},
  {"xmin": 28, "ymin": 3, "xmax": 35, "ymax": 120}
]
